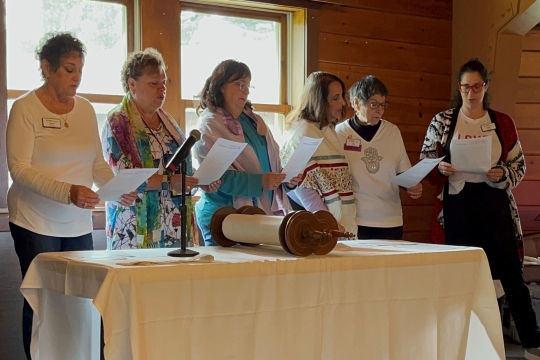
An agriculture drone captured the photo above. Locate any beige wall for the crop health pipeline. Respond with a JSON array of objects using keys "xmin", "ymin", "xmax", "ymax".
[{"xmin": 452, "ymin": 0, "xmax": 540, "ymax": 115}]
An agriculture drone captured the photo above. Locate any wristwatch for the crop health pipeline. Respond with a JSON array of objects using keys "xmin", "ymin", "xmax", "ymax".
[{"xmin": 161, "ymin": 175, "xmax": 170, "ymax": 191}]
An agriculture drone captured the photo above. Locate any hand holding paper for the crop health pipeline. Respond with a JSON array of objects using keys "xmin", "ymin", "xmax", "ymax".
[
  {"xmin": 450, "ymin": 136, "xmax": 492, "ymax": 173},
  {"xmin": 390, "ymin": 157, "xmax": 444, "ymax": 188},
  {"xmin": 193, "ymin": 138, "xmax": 247, "ymax": 185},
  {"xmin": 97, "ymin": 168, "xmax": 158, "ymax": 201},
  {"xmin": 281, "ymin": 137, "xmax": 323, "ymax": 183}
]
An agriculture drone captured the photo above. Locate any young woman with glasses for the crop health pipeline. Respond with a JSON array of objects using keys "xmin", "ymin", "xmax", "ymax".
[
  {"xmin": 420, "ymin": 59, "xmax": 540, "ymax": 356},
  {"xmin": 335, "ymin": 75, "xmax": 423, "ymax": 240}
]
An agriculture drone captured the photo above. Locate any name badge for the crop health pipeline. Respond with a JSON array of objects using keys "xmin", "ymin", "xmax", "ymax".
[
  {"xmin": 344, "ymin": 137, "xmax": 362, "ymax": 152},
  {"xmin": 481, "ymin": 123, "xmax": 496, "ymax": 132},
  {"xmin": 42, "ymin": 118, "xmax": 62, "ymax": 129}
]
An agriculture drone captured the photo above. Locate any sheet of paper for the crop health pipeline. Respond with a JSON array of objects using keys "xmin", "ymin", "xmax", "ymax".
[
  {"xmin": 450, "ymin": 136, "xmax": 492, "ymax": 173},
  {"xmin": 193, "ymin": 138, "xmax": 247, "ymax": 185},
  {"xmin": 390, "ymin": 156, "xmax": 445, "ymax": 188},
  {"xmin": 97, "ymin": 168, "xmax": 158, "ymax": 201},
  {"xmin": 281, "ymin": 137, "xmax": 323, "ymax": 183}
]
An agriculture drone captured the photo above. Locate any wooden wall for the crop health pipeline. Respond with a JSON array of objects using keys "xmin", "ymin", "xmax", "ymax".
[
  {"xmin": 317, "ymin": 1, "xmax": 453, "ymax": 242},
  {"xmin": 514, "ymin": 26, "xmax": 540, "ymax": 234}
]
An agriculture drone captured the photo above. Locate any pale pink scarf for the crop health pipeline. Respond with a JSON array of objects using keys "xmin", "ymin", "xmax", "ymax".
[{"xmin": 194, "ymin": 106, "xmax": 291, "ymax": 214}]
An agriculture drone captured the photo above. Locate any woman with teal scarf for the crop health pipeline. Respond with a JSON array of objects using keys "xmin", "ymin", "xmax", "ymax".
[{"xmin": 102, "ymin": 48, "xmax": 220, "ymax": 249}]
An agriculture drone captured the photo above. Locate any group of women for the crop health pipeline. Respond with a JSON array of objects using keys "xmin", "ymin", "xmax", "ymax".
[{"xmin": 6, "ymin": 32, "xmax": 540, "ymax": 357}]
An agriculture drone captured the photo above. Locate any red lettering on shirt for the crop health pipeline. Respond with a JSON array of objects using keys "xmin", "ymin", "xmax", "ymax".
[{"xmin": 457, "ymin": 134, "xmax": 489, "ymax": 139}]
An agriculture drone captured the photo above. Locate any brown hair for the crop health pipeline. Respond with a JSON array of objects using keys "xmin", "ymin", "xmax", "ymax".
[
  {"xmin": 285, "ymin": 71, "xmax": 347, "ymax": 130},
  {"xmin": 451, "ymin": 58, "xmax": 491, "ymax": 109},
  {"xmin": 121, "ymin": 48, "xmax": 167, "ymax": 94},
  {"xmin": 36, "ymin": 32, "xmax": 86, "ymax": 80},
  {"xmin": 195, "ymin": 59, "xmax": 251, "ymax": 115}
]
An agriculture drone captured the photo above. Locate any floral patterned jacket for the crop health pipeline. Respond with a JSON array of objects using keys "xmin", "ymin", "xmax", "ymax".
[{"xmin": 101, "ymin": 95, "xmax": 196, "ymax": 249}]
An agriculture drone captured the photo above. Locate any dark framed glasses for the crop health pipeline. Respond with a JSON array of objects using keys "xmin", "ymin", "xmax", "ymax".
[{"xmin": 366, "ymin": 100, "xmax": 389, "ymax": 110}]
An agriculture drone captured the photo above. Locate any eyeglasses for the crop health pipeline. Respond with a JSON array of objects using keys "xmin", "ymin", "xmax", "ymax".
[
  {"xmin": 459, "ymin": 82, "xmax": 486, "ymax": 93},
  {"xmin": 230, "ymin": 80, "xmax": 253, "ymax": 92},
  {"xmin": 365, "ymin": 100, "xmax": 389, "ymax": 110}
]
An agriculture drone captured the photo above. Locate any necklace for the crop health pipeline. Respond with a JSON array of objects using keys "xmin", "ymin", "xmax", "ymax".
[{"xmin": 45, "ymin": 90, "xmax": 70, "ymax": 128}]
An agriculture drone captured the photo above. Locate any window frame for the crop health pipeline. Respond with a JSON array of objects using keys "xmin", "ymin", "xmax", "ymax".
[
  {"xmin": 179, "ymin": 2, "xmax": 293, "ymax": 131},
  {"xmin": 0, "ymin": 0, "xmax": 135, "ymax": 210}
]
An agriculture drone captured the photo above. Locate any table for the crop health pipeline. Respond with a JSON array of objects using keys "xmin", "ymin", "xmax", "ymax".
[{"xmin": 21, "ymin": 240, "xmax": 505, "ymax": 360}]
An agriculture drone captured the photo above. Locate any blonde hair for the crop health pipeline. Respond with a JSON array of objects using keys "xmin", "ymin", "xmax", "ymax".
[{"xmin": 121, "ymin": 48, "xmax": 167, "ymax": 94}]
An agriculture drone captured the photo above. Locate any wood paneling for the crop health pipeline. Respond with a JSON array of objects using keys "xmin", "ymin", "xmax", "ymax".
[
  {"xmin": 520, "ymin": 129, "xmax": 540, "ymax": 155},
  {"xmin": 523, "ymin": 28, "xmax": 540, "ymax": 51},
  {"xmin": 319, "ymin": 33, "xmax": 451, "ymax": 75},
  {"xmin": 141, "ymin": 1, "xmax": 182, "ymax": 125},
  {"xmin": 514, "ymin": 104, "xmax": 540, "ymax": 129},
  {"xmin": 312, "ymin": 0, "xmax": 451, "ymax": 20},
  {"xmin": 514, "ymin": 181, "xmax": 540, "ymax": 206},
  {"xmin": 517, "ymin": 28, "xmax": 540, "ymax": 235},
  {"xmin": 396, "ymin": 124, "xmax": 432, "ymax": 152},
  {"xmin": 319, "ymin": 5, "xmax": 451, "ymax": 48},
  {"xmin": 519, "ymin": 206, "xmax": 540, "ymax": 232},
  {"xmin": 519, "ymin": 51, "xmax": 540, "ymax": 77},
  {"xmin": 524, "ymin": 156, "xmax": 540, "ymax": 181},
  {"xmin": 318, "ymin": 62, "xmax": 451, "ymax": 100},
  {"xmin": 516, "ymin": 78, "xmax": 540, "ymax": 103},
  {"xmin": 386, "ymin": 97, "xmax": 448, "ymax": 126}
]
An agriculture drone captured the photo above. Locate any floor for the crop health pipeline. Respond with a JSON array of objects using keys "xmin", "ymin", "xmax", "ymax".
[
  {"xmin": 0, "ymin": 230, "xmax": 533, "ymax": 359},
  {"xmin": 506, "ymin": 340, "xmax": 528, "ymax": 359}
]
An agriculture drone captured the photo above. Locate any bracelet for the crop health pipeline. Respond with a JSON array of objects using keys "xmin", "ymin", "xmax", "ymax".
[{"xmin": 67, "ymin": 188, "xmax": 72, "ymax": 205}]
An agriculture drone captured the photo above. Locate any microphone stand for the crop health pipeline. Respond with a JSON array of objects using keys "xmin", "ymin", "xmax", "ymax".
[{"xmin": 168, "ymin": 159, "xmax": 199, "ymax": 257}]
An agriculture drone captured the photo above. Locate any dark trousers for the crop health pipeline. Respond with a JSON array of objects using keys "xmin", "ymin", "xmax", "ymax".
[
  {"xmin": 444, "ymin": 182, "xmax": 540, "ymax": 348},
  {"xmin": 357, "ymin": 225, "xmax": 403, "ymax": 240},
  {"xmin": 10, "ymin": 222, "xmax": 94, "ymax": 360}
]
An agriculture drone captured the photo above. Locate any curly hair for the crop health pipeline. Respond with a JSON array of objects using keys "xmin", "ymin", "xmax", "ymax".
[
  {"xmin": 285, "ymin": 71, "xmax": 347, "ymax": 130},
  {"xmin": 121, "ymin": 48, "xmax": 167, "ymax": 94},
  {"xmin": 195, "ymin": 59, "xmax": 251, "ymax": 115},
  {"xmin": 35, "ymin": 32, "xmax": 86, "ymax": 80}
]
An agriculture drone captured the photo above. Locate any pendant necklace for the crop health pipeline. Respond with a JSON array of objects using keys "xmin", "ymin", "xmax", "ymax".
[{"xmin": 46, "ymin": 91, "xmax": 70, "ymax": 128}]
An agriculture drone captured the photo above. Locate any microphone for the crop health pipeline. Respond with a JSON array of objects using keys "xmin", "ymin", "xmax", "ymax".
[{"xmin": 166, "ymin": 129, "xmax": 201, "ymax": 172}]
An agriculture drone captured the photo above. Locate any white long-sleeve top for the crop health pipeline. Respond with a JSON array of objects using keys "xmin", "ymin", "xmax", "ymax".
[{"xmin": 7, "ymin": 90, "xmax": 113, "ymax": 237}]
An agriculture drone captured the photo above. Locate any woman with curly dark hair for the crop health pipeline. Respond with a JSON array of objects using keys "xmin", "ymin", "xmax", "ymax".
[{"xmin": 6, "ymin": 32, "xmax": 136, "ymax": 359}]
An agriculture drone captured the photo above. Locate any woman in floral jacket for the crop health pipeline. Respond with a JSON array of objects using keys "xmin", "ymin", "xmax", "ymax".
[
  {"xmin": 102, "ymin": 48, "xmax": 218, "ymax": 249},
  {"xmin": 420, "ymin": 59, "xmax": 540, "ymax": 354}
]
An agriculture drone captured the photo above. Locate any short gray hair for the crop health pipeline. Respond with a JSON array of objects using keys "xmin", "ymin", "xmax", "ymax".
[{"xmin": 348, "ymin": 75, "xmax": 388, "ymax": 105}]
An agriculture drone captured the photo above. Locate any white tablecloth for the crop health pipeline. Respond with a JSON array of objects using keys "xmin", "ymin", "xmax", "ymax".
[{"xmin": 21, "ymin": 240, "xmax": 505, "ymax": 360}]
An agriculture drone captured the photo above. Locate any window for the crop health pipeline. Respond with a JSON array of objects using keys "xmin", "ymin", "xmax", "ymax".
[
  {"xmin": 5, "ymin": 0, "xmax": 133, "ymax": 186},
  {"xmin": 180, "ymin": 3, "xmax": 292, "ymax": 150}
]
